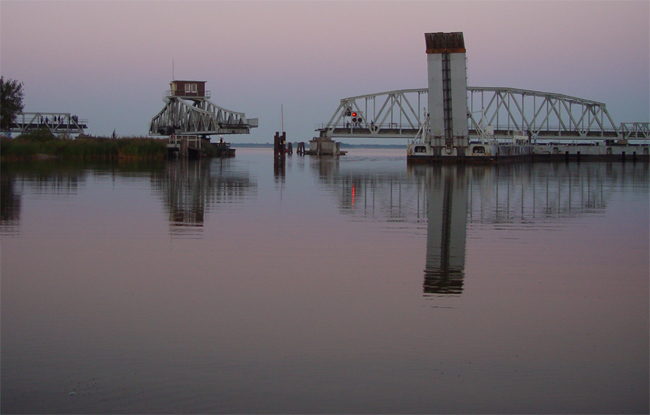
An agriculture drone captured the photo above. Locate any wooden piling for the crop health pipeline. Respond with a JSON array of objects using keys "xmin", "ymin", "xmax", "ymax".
[{"xmin": 274, "ymin": 132, "xmax": 286, "ymax": 157}]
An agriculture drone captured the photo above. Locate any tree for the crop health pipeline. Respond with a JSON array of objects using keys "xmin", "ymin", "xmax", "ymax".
[{"xmin": 1, "ymin": 77, "xmax": 25, "ymax": 131}]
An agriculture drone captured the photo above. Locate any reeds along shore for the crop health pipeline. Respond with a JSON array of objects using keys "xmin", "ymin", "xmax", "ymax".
[{"xmin": 1, "ymin": 129, "xmax": 168, "ymax": 161}]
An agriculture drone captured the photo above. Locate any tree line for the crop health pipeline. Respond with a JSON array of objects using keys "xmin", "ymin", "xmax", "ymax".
[{"xmin": 1, "ymin": 77, "xmax": 24, "ymax": 131}]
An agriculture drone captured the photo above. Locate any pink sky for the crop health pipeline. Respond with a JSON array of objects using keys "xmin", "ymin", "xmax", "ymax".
[{"xmin": 1, "ymin": 0, "xmax": 648, "ymax": 142}]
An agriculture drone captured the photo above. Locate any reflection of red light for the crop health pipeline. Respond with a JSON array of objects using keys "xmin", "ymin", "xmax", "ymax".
[{"xmin": 352, "ymin": 185, "xmax": 355, "ymax": 206}]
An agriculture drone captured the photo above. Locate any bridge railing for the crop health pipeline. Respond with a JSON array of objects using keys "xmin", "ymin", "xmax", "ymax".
[
  {"xmin": 165, "ymin": 90, "xmax": 212, "ymax": 100},
  {"xmin": 316, "ymin": 122, "xmax": 418, "ymax": 130}
]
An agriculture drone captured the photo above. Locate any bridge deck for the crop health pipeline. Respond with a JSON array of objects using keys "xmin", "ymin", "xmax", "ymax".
[
  {"xmin": 320, "ymin": 127, "xmax": 630, "ymax": 140},
  {"xmin": 12, "ymin": 122, "xmax": 88, "ymax": 131}
]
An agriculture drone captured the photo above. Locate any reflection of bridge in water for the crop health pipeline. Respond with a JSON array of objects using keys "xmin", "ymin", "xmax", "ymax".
[
  {"xmin": 0, "ymin": 160, "xmax": 256, "ymax": 239},
  {"xmin": 151, "ymin": 159, "xmax": 256, "ymax": 238},
  {"xmin": 315, "ymin": 159, "xmax": 649, "ymax": 295}
]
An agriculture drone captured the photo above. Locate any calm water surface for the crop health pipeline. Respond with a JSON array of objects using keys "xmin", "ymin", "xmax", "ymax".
[{"xmin": 1, "ymin": 148, "xmax": 648, "ymax": 414}]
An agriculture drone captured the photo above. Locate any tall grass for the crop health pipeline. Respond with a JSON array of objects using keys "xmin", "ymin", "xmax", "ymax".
[{"xmin": 1, "ymin": 130, "xmax": 168, "ymax": 160}]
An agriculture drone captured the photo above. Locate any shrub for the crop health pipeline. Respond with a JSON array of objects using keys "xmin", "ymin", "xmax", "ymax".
[{"xmin": 16, "ymin": 128, "xmax": 56, "ymax": 143}]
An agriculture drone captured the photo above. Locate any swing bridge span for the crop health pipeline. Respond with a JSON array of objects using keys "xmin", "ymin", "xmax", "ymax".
[
  {"xmin": 316, "ymin": 87, "xmax": 649, "ymax": 143},
  {"xmin": 149, "ymin": 83, "xmax": 258, "ymax": 137}
]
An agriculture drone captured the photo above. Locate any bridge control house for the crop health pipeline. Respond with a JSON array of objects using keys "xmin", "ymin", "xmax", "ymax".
[{"xmin": 169, "ymin": 80, "xmax": 209, "ymax": 99}]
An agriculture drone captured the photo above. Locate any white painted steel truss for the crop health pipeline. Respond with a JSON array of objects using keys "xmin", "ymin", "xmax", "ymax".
[
  {"xmin": 318, "ymin": 87, "xmax": 638, "ymax": 141},
  {"xmin": 319, "ymin": 88, "xmax": 427, "ymax": 138},
  {"xmin": 468, "ymin": 87, "xmax": 618, "ymax": 139},
  {"xmin": 150, "ymin": 96, "xmax": 258, "ymax": 136},
  {"xmin": 10, "ymin": 112, "xmax": 87, "ymax": 135},
  {"xmin": 620, "ymin": 122, "xmax": 650, "ymax": 140}
]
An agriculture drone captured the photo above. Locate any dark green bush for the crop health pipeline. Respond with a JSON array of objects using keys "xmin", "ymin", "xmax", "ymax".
[{"xmin": 15, "ymin": 128, "xmax": 56, "ymax": 142}]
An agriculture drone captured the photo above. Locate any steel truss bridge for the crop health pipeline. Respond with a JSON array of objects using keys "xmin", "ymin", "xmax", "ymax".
[
  {"xmin": 317, "ymin": 87, "xmax": 649, "ymax": 142},
  {"xmin": 9, "ymin": 112, "xmax": 88, "ymax": 135},
  {"xmin": 149, "ymin": 92, "xmax": 258, "ymax": 137}
]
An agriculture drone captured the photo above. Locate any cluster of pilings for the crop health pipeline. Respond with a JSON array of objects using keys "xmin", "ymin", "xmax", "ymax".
[
  {"xmin": 296, "ymin": 142, "xmax": 306, "ymax": 155},
  {"xmin": 273, "ymin": 132, "xmax": 293, "ymax": 158},
  {"xmin": 274, "ymin": 132, "xmax": 343, "ymax": 164},
  {"xmin": 168, "ymin": 135, "xmax": 202, "ymax": 159},
  {"xmin": 273, "ymin": 131, "xmax": 292, "ymax": 176}
]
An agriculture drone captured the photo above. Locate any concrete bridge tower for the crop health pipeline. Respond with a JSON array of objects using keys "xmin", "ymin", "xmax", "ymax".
[{"xmin": 425, "ymin": 32, "xmax": 468, "ymax": 155}]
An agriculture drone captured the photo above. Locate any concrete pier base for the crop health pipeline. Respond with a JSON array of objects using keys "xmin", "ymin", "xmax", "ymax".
[
  {"xmin": 407, "ymin": 142, "xmax": 650, "ymax": 163},
  {"xmin": 306, "ymin": 137, "xmax": 346, "ymax": 156}
]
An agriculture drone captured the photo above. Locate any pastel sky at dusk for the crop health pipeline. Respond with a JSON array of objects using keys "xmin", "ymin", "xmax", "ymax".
[{"xmin": 1, "ymin": 0, "xmax": 648, "ymax": 143}]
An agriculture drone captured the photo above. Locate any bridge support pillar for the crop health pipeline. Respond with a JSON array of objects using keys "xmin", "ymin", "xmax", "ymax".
[
  {"xmin": 307, "ymin": 136, "xmax": 343, "ymax": 156},
  {"xmin": 426, "ymin": 32, "xmax": 468, "ymax": 153}
]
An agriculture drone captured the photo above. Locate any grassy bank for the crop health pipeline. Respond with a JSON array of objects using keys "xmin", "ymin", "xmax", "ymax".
[{"xmin": 1, "ymin": 129, "xmax": 168, "ymax": 161}]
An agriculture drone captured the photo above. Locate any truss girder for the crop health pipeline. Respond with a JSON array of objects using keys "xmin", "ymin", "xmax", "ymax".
[
  {"xmin": 150, "ymin": 97, "xmax": 257, "ymax": 136},
  {"xmin": 10, "ymin": 112, "xmax": 87, "ymax": 134},
  {"xmin": 467, "ymin": 87, "xmax": 620, "ymax": 138},
  {"xmin": 320, "ymin": 87, "xmax": 629, "ymax": 140},
  {"xmin": 320, "ymin": 89, "xmax": 426, "ymax": 138},
  {"xmin": 620, "ymin": 122, "xmax": 650, "ymax": 139}
]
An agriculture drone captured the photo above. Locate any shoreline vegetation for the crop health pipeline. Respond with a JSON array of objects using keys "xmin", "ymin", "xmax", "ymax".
[
  {"xmin": 1, "ymin": 129, "xmax": 167, "ymax": 161},
  {"xmin": 0, "ymin": 129, "xmax": 244, "ymax": 161}
]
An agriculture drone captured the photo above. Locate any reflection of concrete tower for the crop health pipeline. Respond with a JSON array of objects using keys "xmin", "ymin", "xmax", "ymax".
[
  {"xmin": 424, "ymin": 166, "xmax": 468, "ymax": 295},
  {"xmin": 426, "ymin": 32, "xmax": 468, "ymax": 152}
]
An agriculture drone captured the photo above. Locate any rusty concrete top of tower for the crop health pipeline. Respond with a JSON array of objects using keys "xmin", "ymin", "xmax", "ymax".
[{"xmin": 425, "ymin": 32, "xmax": 466, "ymax": 54}]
